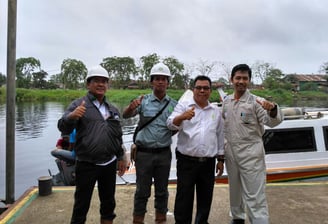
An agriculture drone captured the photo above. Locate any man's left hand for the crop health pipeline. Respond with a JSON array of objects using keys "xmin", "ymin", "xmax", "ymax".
[
  {"xmin": 216, "ymin": 162, "xmax": 224, "ymax": 176},
  {"xmin": 117, "ymin": 160, "xmax": 127, "ymax": 176}
]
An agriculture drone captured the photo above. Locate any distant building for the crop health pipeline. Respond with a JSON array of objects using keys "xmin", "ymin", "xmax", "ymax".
[
  {"xmin": 126, "ymin": 81, "xmax": 139, "ymax": 89},
  {"xmin": 212, "ymin": 81, "xmax": 225, "ymax": 89},
  {"xmin": 284, "ymin": 74, "xmax": 328, "ymax": 91}
]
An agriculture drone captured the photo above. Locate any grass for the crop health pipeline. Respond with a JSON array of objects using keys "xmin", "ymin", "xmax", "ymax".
[{"xmin": 0, "ymin": 87, "xmax": 328, "ymax": 106}]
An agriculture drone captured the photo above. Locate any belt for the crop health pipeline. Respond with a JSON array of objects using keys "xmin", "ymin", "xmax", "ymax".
[
  {"xmin": 137, "ymin": 146, "xmax": 170, "ymax": 153},
  {"xmin": 176, "ymin": 150, "xmax": 214, "ymax": 162}
]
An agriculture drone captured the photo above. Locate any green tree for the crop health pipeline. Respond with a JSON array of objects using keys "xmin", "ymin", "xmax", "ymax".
[
  {"xmin": 46, "ymin": 78, "xmax": 60, "ymax": 89},
  {"xmin": 263, "ymin": 68, "xmax": 284, "ymax": 89},
  {"xmin": 0, "ymin": 72, "xmax": 6, "ymax": 87},
  {"xmin": 32, "ymin": 70, "xmax": 48, "ymax": 89},
  {"xmin": 16, "ymin": 57, "xmax": 41, "ymax": 88},
  {"xmin": 163, "ymin": 56, "xmax": 185, "ymax": 89},
  {"xmin": 140, "ymin": 53, "xmax": 161, "ymax": 83},
  {"xmin": 252, "ymin": 61, "xmax": 273, "ymax": 84},
  {"xmin": 319, "ymin": 62, "xmax": 328, "ymax": 74},
  {"xmin": 49, "ymin": 73, "xmax": 62, "ymax": 85},
  {"xmin": 101, "ymin": 56, "xmax": 137, "ymax": 88},
  {"xmin": 60, "ymin": 58, "xmax": 87, "ymax": 89}
]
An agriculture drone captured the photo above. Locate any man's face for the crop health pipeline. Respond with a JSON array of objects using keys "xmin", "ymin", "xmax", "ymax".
[
  {"xmin": 87, "ymin": 76, "xmax": 109, "ymax": 96},
  {"xmin": 231, "ymin": 71, "xmax": 250, "ymax": 94},
  {"xmin": 193, "ymin": 80, "xmax": 211, "ymax": 104},
  {"xmin": 151, "ymin": 75, "xmax": 169, "ymax": 93}
]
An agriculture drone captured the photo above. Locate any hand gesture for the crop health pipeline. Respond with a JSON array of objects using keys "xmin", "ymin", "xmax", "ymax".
[
  {"xmin": 129, "ymin": 95, "xmax": 144, "ymax": 111},
  {"xmin": 69, "ymin": 100, "xmax": 86, "ymax": 120},
  {"xmin": 256, "ymin": 97, "xmax": 275, "ymax": 111},
  {"xmin": 183, "ymin": 106, "xmax": 195, "ymax": 120}
]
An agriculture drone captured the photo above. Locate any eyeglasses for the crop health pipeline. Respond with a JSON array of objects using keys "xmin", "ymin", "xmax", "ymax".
[{"xmin": 194, "ymin": 86, "xmax": 211, "ymax": 90}]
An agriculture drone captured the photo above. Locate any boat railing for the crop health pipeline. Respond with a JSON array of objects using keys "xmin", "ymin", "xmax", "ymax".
[{"xmin": 282, "ymin": 108, "xmax": 328, "ymax": 120}]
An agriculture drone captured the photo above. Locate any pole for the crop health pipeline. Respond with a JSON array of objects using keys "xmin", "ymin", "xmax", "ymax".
[{"xmin": 6, "ymin": 0, "xmax": 17, "ymax": 204}]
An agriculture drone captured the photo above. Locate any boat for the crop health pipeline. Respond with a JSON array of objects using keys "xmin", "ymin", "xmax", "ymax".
[
  {"xmin": 118, "ymin": 90, "xmax": 328, "ymax": 185},
  {"xmin": 50, "ymin": 89, "xmax": 328, "ymax": 185},
  {"xmin": 255, "ymin": 107, "xmax": 328, "ymax": 183}
]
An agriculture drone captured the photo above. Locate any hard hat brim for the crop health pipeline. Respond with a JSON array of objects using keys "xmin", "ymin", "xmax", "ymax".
[
  {"xmin": 86, "ymin": 74, "xmax": 110, "ymax": 81},
  {"xmin": 150, "ymin": 73, "xmax": 171, "ymax": 77}
]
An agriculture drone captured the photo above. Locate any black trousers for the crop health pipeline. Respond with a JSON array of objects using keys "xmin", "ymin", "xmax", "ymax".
[
  {"xmin": 70, "ymin": 160, "xmax": 117, "ymax": 224},
  {"xmin": 133, "ymin": 148, "xmax": 172, "ymax": 215},
  {"xmin": 174, "ymin": 151, "xmax": 215, "ymax": 224}
]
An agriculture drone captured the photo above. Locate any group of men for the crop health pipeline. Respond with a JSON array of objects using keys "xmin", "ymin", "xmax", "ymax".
[{"xmin": 57, "ymin": 62, "xmax": 283, "ymax": 224}]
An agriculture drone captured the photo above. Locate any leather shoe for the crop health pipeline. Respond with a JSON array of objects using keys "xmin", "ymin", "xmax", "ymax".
[{"xmin": 230, "ymin": 219, "xmax": 245, "ymax": 224}]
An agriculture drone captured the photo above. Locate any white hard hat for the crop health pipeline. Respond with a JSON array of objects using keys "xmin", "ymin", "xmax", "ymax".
[
  {"xmin": 150, "ymin": 62, "xmax": 171, "ymax": 77},
  {"xmin": 86, "ymin": 65, "xmax": 109, "ymax": 82}
]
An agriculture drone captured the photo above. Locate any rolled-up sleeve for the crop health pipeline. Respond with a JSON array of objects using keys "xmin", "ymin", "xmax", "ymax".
[{"xmin": 167, "ymin": 102, "xmax": 186, "ymax": 131}]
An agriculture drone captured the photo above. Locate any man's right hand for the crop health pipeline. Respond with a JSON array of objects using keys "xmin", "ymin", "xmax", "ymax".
[
  {"xmin": 68, "ymin": 101, "xmax": 86, "ymax": 120},
  {"xmin": 183, "ymin": 106, "xmax": 195, "ymax": 120},
  {"xmin": 129, "ymin": 95, "xmax": 144, "ymax": 111}
]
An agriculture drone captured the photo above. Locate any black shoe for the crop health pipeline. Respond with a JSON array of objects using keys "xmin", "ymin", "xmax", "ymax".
[{"xmin": 230, "ymin": 219, "xmax": 245, "ymax": 224}]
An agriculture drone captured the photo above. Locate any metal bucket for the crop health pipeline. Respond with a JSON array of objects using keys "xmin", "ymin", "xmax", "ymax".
[{"xmin": 38, "ymin": 176, "xmax": 52, "ymax": 196}]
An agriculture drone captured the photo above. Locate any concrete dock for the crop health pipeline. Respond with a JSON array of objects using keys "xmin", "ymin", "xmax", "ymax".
[{"xmin": 1, "ymin": 181, "xmax": 327, "ymax": 224}]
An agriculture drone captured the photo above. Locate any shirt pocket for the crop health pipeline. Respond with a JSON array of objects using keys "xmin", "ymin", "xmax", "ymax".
[
  {"xmin": 143, "ymin": 109, "xmax": 157, "ymax": 117},
  {"xmin": 240, "ymin": 112, "xmax": 255, "ymax": 124}
]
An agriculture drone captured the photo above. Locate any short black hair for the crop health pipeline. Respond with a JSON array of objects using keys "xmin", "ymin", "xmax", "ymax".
[
  {"xmin": 231, "ymin": 64, "xmax": 252, "ymax": 80},
  {"xmin": 193, "ymin": 75, "xmax": 212, "ymax": 87}
]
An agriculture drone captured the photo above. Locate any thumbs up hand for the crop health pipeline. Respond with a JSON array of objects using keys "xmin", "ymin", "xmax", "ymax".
[
  {"xmin": 256, "ymin": 97, "xmax": 275, "ymax": 111},
  {"xmin": 183, "ymin": 106, "xmax": 195, "ymax": 120},
  {"xmin": 69, "ymin": 100, "xmax": 86, "ymax": 120},
  {"xmin": 172, "ymin": 106, "xmax": 196, "ymax": 126},
  {"xmin": 129, "ymin": 95, "xmax": 144, "ymax": 111}
]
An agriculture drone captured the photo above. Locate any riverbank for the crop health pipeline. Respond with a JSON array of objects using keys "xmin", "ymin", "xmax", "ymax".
[
  {"xmin": 1, "ymin": 87, "xmax": 328, "ymax": 106},
  {"xmin": 1, "ymin": 181, "xmax": 327, "ymax": 224}
]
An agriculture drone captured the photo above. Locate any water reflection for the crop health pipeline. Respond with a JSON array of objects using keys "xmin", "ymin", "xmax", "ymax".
[
  {"xmin": 7, "ymin": 99, "xmax": 328, "ymax": 141},
  {"xmin": 11, "ymin": 101, "xmax": 138, "ymax": 140},
  {"xmin": 15, "ymin": 102, "xmax": 48, "ymax": 140}
]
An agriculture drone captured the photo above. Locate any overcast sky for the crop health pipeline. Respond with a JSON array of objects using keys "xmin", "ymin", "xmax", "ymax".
[{"xmin": 1, "ymin": 0, "xmax": 328, "ymax": 78}]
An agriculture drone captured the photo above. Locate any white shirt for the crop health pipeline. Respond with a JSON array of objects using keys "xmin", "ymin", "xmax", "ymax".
[
  {"xmin": 167, "ymin": 98, "xmax": 224, "ymax": 157},
  {"xmin": 92, "ymin": 99, "xmax": 116, "ymax": 165}
]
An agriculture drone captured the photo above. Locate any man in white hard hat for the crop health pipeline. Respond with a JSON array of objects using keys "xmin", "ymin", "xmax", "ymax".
[
  {"xmin": 58, "ymin": 65, "xmax": 127, "ymax": 224},
  {"xmin": 123, "ymin": 62, "xmax": 177, "ymax": 224}
]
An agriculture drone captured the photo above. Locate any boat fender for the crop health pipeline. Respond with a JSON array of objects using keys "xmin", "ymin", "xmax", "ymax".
[{"xmin": 281, "ymin": 107, "xmax": 303, "ymax": 116}]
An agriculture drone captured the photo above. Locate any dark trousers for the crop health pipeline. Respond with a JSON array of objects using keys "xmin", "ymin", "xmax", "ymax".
[
  {"xmin": 70, "ymin": 160, "xmax": 117, "ymax": 224},
  {"xmin": 133, "ymin": 148, "xmax": 172, "ymax": 215},
  {"xmin": 174, "ymin": 152, "xmax": 215, "ymax": 224}
]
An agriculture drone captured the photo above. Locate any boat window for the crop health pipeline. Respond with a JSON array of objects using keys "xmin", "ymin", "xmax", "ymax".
[
  {"xmin": 263, "ymin": 127, "xmax": 316, "ymax": 154},
  {"xmin": 324, "ymin": 126, "xmax": 328, "ymax": 151}
]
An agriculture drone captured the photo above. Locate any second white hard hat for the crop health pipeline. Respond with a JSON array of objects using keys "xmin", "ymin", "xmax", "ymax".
[{"xmin": 150, "ymin": 62, "xmax": 171, "ymax": 77}]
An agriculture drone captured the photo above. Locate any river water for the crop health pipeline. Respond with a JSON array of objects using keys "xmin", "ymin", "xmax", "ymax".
[
  {"xmin": 0, "ymin": 101, "xmax": 138, "ymax": 200},
  {"xmin": 1, "ymin": 99, "xmax": 328, "ymax": 200}
]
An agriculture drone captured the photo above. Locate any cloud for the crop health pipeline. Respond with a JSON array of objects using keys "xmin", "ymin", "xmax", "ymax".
[{"xmin": 1, "ymin": 0, "xmax": 328, "ymax": 76}]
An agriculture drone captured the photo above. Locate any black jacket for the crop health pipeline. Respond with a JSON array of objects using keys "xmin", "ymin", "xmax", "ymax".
[{"xmin": 57, "ymin": 92, "xmax": 124, "ymax": 164}]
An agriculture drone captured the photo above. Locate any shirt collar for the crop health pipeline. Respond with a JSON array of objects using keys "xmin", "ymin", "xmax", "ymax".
[
  {"xmin": 232, "ymin": 89, "xmax": 250, "ymax": 102},
  {"xmin": 87, "ymin": 92, "xmax": 107, "ymax": 103},
  {"xmin": 187, "ymin": 98, "xmax": 213, "ymax": 110},
  {"xmin": 150, "ymin": 93, "xmax": 170, "ymax": 102}
]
